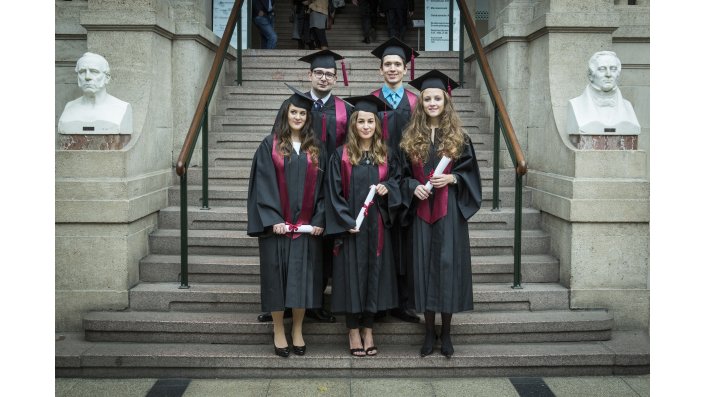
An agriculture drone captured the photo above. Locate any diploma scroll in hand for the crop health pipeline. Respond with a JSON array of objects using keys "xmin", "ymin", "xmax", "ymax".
[
  {"xmin": 355, "ymin": 185, "xmax": 378, "ymax": 230},
  {"xmin": 285, "ymin": 223, "xmax": 314, "ymax": 234},
  {"xmin": 424, "ymin": 156, "xmax": 452, "ymax": 192}
]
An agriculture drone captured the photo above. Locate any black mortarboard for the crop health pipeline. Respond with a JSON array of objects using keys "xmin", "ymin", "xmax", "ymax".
[
  {"xmin": 344, "ymin": 95, "xmax": 388, "ymax": 114},
  {"xmin": 408, "ymin": 69, "xmax": 460, "ymax": 95},
  {"xmin": 284, "ymin": 83, "xmax": 314, "ymax": 110},
  {"xmin": 371, "ymin": 37, "xmax": 419, "ymax": 63},
  {"xmin": 298, "ymin": 49, "xmax": 349, "ymax": 86},
  {"xmin": 298, "ymin": 49, "xmax": 344, "ymax": 70}
]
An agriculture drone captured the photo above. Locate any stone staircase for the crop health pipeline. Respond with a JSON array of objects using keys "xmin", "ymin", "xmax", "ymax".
[
  {"xmin": 55, "ymin": 49, "xmax": 649, "ymax": 378},
  {"xmin": 271, "ymin": 0, "xmax": 426, "ymax": 51}
]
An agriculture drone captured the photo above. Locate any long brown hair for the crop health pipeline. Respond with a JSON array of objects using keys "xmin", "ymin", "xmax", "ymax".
[
  {"xmin": 345, "ymin": 110, "xmax": 387, "ymax": 166},
  {"xmin": 274, "ymin": 101, "xmax": 320, "ymax": 164},
  {"xmin": 399, "ymin": 90, "xmax": 467, "ymax": 163}
]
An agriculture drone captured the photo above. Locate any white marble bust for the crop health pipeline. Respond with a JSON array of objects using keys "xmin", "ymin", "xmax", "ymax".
[
  {"xmin": 58, "ymin": 52, "xmax": 133, "ymax": 134},
  {"xmin": 566, "ymin": 51, "xmax": 640, "ymax": 135}
]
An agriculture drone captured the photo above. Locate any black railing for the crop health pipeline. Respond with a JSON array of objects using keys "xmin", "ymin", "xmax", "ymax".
[{"xmin": 175, "ymin": 0, "xmax": 245, "ymax": 288}]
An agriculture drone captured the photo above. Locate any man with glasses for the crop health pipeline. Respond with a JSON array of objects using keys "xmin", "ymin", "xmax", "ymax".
[{"xmin": 257, "ymin": 49, "xmax": 353, "ymax": 324}]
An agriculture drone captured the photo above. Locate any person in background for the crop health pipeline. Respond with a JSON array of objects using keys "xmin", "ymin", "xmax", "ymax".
[
  {"xmin": 399, "ymin": 70, "xmax": 482, "ymax": 359},
  {"xmin": 253, "ymin": 0, "xmax": 278, "ymax": 49},
  {"xmin": 325, "ymin": 95, "xmax": 401, "ymax": 357},
  {"xmin": 379, "ymin": 0, "xmax": 414, "ymax": 41}
]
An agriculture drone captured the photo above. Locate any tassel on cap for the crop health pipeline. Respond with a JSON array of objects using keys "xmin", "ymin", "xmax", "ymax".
[
  {"xmin": 341, "ymin": 59, "xmax": 349, "ymax": 87},
  {"xmin": 411, "ymin": 50, "xmax": 415, "ymax": 80}
]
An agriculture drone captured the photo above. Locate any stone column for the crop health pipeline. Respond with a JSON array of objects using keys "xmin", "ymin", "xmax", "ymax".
[
  {"xmin": 55, "ymin": 0, "xmax": 175, "ymax": 331},
  {"xmin": 467, "ymin": 0, "xmax": 650, "ymax": 330}
]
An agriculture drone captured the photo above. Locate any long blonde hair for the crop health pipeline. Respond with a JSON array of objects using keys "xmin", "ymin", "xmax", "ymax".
[
  {"xmin": 345, "ymin": 110, "xmax": 387, "ymax": 166},
  {"xmin": 274, "ymin": 101, "xmax": 320, "ymax": 165},
  {"xmin": 399, "ymin": 90, "xmax": 467, "ymax": 164}
]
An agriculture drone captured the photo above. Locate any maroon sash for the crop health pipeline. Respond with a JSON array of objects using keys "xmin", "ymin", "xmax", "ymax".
[
  {"xmin": 271, "ymin": 136, "xmax": 318, "ymax": 239},
  {"xmin": 319, "ymin": 96, "xmax": 348, "ymax": 147},
  {"xmin": 341, "ymin": 146, "xmax": 387, "ymax": 256},
  {"xmin": 412, "ymin": 158, "xmax": 453, "ymax": 224}
]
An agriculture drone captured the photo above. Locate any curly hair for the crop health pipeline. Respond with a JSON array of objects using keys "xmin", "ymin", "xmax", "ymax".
[
  {"xmin": 345, "ymin": 110, "xmax": 387, "ymax": 166},
  {"xmin": 399, "ymin": 90, "xmax": 468, "ymax": 163},
  {"xmin": 274, "ymin": 101, "xmax": 321, "ymax": 164}
]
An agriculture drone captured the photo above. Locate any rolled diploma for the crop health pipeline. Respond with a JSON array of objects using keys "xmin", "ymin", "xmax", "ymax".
[
  {"xmin": 287, "ymin": 224, "xmax": 314, "ymax": 233},
  {"xmin": 355, "ymin": 185, "xmax": 377, "ymax": 230},
  {"xmin": 424, "ymin": 156, "xmax": 452, "ymax": 191}
]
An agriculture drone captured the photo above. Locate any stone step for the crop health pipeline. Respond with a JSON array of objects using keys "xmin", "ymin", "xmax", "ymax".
[
  {"xmin": 219, "ymin": 86, "xmax": 482, "ymax": 102},
  {"xmin": 127, "ymin": 282, "xmax": 569, "ymax": 312},
  {"xmin": 208, "ymin": 128, "xmax": 493, "ymax": 149},
  {"xmin": 207, "ymin": 147, "xmax": 493, "ymax": 168},
  {"xmin": 214, "ymin": 100, "xmax": 486, "ymax": 118},
  {"xmin": 239, "ymin": 50, "xmax": 458, "ymax": 70},
  {"xmin": 83, "ymin": 309, "xmax": 611, "ymax": 345},
  {"xmin": 139, "ymin": 252, "xmax": 558, "ymax": 284},
  {"xmin": 157, "ymin": 205, "xmax": 540, "ymax": 231},
  {"xmin": 55, "ymin": 330, "xmax": 649, "ymax": 378},
  {"xmin": 209, "ymin": 115, "xmax": 490, "ymax": 131},
  {"xmin": 167, "ymin": 185, "xmax": 532, "ymax": 211},
  {"xmin": 176, "ymin": 165, "xmax": 515, "ymax": 188},
  {"xmin": 149, "ymin": 227, "xmax": 549, "ymax": 257}
]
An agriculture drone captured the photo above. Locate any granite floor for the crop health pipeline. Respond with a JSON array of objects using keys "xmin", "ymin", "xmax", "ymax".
[{"xmin": 55, "ymin": 375, "xmax": 650, "ymax": 397}]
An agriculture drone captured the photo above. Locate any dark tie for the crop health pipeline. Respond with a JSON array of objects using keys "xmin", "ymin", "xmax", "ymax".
[{"xmin": 314, "ymin": 99, "xmax": 323, "ymax": 111}]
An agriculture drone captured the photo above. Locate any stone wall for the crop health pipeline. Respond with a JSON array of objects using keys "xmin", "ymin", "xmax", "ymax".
[
  {"xmin": 463, "ymin": 0, "xmax": 650, "ymax": 330},
  {"xmin": 55, "ymin": 0, "xmax": 235, "ymax": 331}
]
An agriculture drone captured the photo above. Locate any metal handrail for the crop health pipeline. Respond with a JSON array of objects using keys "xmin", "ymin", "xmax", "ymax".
[
  {"xmin": 455, "ymin": 0, "xmax": 527, "ymax": 288},
  {"xmin": 175, "ymin": 0, "xmax": 245, "ymax": 288}
]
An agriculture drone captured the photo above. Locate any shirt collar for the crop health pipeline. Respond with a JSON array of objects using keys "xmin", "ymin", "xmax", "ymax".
[
  {"xmin": 309, "ymin": 90, "xmax": 332, "ymax": 104},
  {"xmin": 382, "ymin": 85, "xmax": 404, "ymax": 99}
]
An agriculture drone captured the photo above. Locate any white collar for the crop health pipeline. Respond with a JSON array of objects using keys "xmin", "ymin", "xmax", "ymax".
[{"xmin": 310, "ymin": 90, "xmax": 332, "ymax": 104}]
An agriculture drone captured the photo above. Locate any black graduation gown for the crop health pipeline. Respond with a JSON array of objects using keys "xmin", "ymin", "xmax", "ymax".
[
  {"xmin": 373, "ymin": 88, "xmax": 417, "ymax": 156},
  {"xmin": 246, "ymin": 135, "xmax": 327, "ymax": 312},
  {"xmin": 272, "ymin": 94, "xmax": 354, "ymax": 158},
  {"xmin": 325, "ymin": 147, "xmax": 401, "ymax": 315},
  {"xmin": 400, "ymin": 135, "xmax": 482, "ymax": 313}
]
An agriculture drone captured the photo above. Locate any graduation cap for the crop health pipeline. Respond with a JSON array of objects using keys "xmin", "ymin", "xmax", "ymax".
[
  {"xmin": 371, "ymin": 37, "xmax": 420, "ymax": 78},
  {"xmin": 344, "ymin": 94, "xmax": 392, "ymax": 140},
  {"xmin": 408, "ymin": 69, "xmax": 460, "ymax": 97},
  {"xmin": 298, "ymin": 49, "xmax": 349, "ymax": 86},
  {"xmin": 284, "ymin": 83, "xmax": 315, "ymax": 110},
  {"xmin": 343, "ymin": 94, "xmax": 388, "ymax": 114}
]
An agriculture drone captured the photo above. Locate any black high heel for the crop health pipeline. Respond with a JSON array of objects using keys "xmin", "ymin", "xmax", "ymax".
[
  {"xmin": 420, "ymin": 330, "xmax": 437, "ymax": 357},
  {"xmin": 292, "ymin": 344, "xmax": 306, "ymax": 356},
  {"xmin": 274, "ymin": 341, "xmax": 290, "ymax": 358},
  {"xmin": 440, "ymin": 333, "xmax": 454, "ymax": 359}
]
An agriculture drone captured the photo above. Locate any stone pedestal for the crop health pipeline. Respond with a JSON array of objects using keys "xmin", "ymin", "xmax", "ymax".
[{"xmin": 569, "ymin": 134, "xmax": 638, "ymax": 150}]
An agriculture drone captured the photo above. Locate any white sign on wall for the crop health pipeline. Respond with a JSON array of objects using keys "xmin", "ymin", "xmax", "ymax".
[
  {"xmin": 425, "ymin": 0, "xmax": 460, "ymax": 51},
  {"xmin": 213, "ymin": 0, "xmax": 249, "ymax": 49}
]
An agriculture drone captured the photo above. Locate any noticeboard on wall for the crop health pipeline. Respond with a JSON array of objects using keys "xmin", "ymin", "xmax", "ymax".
[
  {"xmin": 213, "ymin": 0, "xmax": 249, "ymax": 49},
  {"xmin": 425, "ymin": 0, "xmax": 460, "ymax": 51}
]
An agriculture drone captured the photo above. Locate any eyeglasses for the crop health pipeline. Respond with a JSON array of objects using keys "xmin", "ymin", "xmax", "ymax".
[{"xmin": 312, "ymin": 70, "xmax": 336, "ymax": 80}]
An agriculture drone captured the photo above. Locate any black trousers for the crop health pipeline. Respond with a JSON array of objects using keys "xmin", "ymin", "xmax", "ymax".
[{"xmin": 385, "ymin": 7, "xmax": 407, "ymax": 40}]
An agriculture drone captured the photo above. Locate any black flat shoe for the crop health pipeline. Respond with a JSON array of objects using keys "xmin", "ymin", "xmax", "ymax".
[
  {"xmin": 420, "ymin": 331, "xmax": 437, "ymax": 357},
  {"xmin": 274, "ymin": 344, "xmax": 290, "ymax": 358},
  {"xmin": 440, "ymin": 334, "xmax": 454, "ymax": 359},
  {"xmin": 390, "ymin": 308, "xmax": 420, "ymax": 323},
  {"xmin": 292, "ymin": 345, "xmax": 306, "ymax": 356},
  {"xmin": 306, "ymin": 308, "xmax": 336, "ymax": 323},
  {"xmin": 258, "ymin": 309, "xmax": 292, "ymax": 322}
]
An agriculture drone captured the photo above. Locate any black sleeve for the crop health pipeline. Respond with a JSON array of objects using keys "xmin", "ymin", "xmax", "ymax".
[
  {"xmin": 247, "ymin": 137, "xmax": 285, "ymax": 236},
  {"xmin": 453, "ymin": 139, "xmax": 483, "ymax": 220},
  {"xmin": 324, "ymin": 148, "xmax": 356, "ymax": 236},
  {"xmin": 310, "ymin": 144, "xmax": 328, "ymax": 228},
  {"xmin": 378, "ymin": 150, "xmax": 402, "ymax": 228}
]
